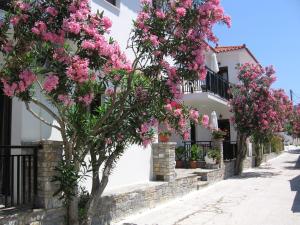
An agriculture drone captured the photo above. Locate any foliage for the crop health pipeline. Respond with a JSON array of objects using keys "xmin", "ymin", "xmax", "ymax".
[
  {"xmin": 175, "ymin": 146, "xmax": 185, "ymax": 161},
  {"xmin": 230, "ymin": 63, "xmax": 293, "ymax": 140},
  {"xmin": 212, "ymin": 128, "xmax": 227, "ymax": 139},
  {"xmin": 78, "ymin": 188, "xmax": 90, "ymax": 224},
  {"xmin": 52, "ymin": 161, "xmax": 81, "ymax": 206},
  {"xmin": 190, "ymin": 144, "xmax": 200, "ymax": 161},
  {"xmin": 0, "ymin": 0, "xmax": 230, "ymax": 224},
  {"xmin": 230, "ymin": 63, "xmax": 292, "ymax": 173},
  {"xmin": 292, "ymin": 105, "xmax": 300, "ymax": 138},
  {"xmin": 270, "ymin": 135, "xmax": 284, "ymax": 153},
  {"xmin": 207, "ymin": 148, "xmax": 221, "ymax": 161}
]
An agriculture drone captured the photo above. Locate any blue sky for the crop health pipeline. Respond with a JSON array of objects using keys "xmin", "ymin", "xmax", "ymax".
[{"xmin": 214, "ymin": 0, "xmax": 300, "ymax": 104}]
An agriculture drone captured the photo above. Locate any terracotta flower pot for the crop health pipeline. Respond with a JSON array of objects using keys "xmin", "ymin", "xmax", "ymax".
[
  {"xmin": 190, "ymin": 161, "xmax": 197, "ymax": 169},
  {"xmin": 176, "ymin": 160, "xmax": 184, "ymax": 168},
  {"xmin": 159, "ymin": 134, "xmax": 170, "ymax": 143}
]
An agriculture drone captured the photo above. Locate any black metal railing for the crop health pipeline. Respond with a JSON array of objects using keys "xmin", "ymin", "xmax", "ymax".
[
  {"xmin": 183, "ymin": 68, "xmax": 230, "ymax": 100},
  {"xmin": 0, "ymin": 0, "xmax": 11, "ymax": 11},
  {"xmin": 223, "ymin": 141, "xmax": 237, "ymax": 160},
  {"xmin": 183, "ymin": 141, "xmax": 212, "ymax": 162},
  {"xmin": 0, "ymin": 145, "xmax": 41, "ymax": 209},
  {"xmin": 183, "ymin": 140, "xmax": 238, "ymax": 161}
]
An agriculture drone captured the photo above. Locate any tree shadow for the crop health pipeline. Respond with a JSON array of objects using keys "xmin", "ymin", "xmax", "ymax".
[
  {"xmin": 290, "ymin": 175, "xmax": 300, "ymax": 213},
  {"xmin": 237, "ymin": 171, "xmax": 280, "ymax": 179}
]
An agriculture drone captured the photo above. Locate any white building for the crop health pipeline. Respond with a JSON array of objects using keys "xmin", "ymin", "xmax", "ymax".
[
  {"xmin": 0, "ymin": 0, "xmax": 260, "ymax": 209},
  {"xmin": 174, "ymin": 44, "xmax": 259, "ymax": 160}
]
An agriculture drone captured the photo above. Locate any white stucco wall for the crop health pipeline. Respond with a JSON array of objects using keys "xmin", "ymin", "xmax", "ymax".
[
  {"xmin": 216, "ymin": 49, "xmax": 257, "ymax": 85},
  {"xmin": 8, "ymin": 0, "xmax": 153, "ymax": 190}
]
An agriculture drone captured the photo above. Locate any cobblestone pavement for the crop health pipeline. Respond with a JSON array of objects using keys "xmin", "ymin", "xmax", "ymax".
[{"xmin": 114, "ymin": 150, "xmax": 300, "ymax": 225}]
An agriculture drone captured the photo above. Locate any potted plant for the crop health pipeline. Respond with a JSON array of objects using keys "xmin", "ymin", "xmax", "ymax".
[
  {"xmin": 205, "ymin": 148, "xmax": 221, "ymax": 169},
  {"xmin": 190, "ymin": 144, "xmax": 199, "ymax": 169},
  {"xmin": 212, "ymin": 128, "xmax": 227, "ymax": 140},
  {"xmin": 175, "ymin": 146, "xmax": 185, "ymax": 168},
  {"xmin": 159, "ymin": 130, "xmax": 171, "ymax": 143}
]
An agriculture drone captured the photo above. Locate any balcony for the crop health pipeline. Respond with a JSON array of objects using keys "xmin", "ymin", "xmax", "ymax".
[{"xmin": 182, "ymin": 68, "xmax": 231, "ymax": 101}]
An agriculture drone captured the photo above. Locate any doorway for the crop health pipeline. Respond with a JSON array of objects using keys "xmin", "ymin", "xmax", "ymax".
[{"xmin": 0, "ymin": 88, "xmax": 12, "ymax": 198}]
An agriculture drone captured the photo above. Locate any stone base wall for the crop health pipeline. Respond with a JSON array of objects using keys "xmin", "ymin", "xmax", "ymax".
[
  {"xmin": 0, "ymin": 208, "xmax": 65, "ymax": 225},
  {"xmin": 224, "ymin": 160, "xmax": 235, "ymax": 179},
  {"xmin": 243, "ymin": 156, "xmax": 256, "ymax": 169},
  {"xmin": 263, "ymin": 152, "xmax": 280, "ymax": 162},
  {"xmin": 93, "ymin": 175, "xmax": 199, "ymax": 225}
]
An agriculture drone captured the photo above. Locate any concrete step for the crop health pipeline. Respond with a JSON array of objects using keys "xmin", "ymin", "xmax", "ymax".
[{"xmin": 197, "ymin": 181, "xmax": 209, "ymax": 190}]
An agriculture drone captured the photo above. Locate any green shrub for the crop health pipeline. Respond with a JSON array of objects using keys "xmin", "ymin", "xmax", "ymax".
[
  {"xmin": 207, "ymin": 148, "xmax": 221, "ymax": 161},
  {"xmin": 190, "ymin": 145, "xmax": 200, "ymax": 161},
  {"xmin": 175, "ymin": 146, "xmax": 185, "ymax": 160}
]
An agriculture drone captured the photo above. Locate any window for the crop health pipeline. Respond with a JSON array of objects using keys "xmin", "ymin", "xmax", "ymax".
[
  {"xmin": 218, "ymin": 67, "xmax": 229, "ymax": 81},
  {"xmin": 0, "ymin": 0, "xmax": 11, "ymax": 11},
  {"xmin": 105, "ymin": 0, "xmax": 116, "ymax": 6}
]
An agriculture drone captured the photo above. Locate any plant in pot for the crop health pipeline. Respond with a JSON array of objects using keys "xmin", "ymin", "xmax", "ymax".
[
  {"xmin": 205, "ymin": 148, "xmax": 221, "ymax": 169},
  {"xmin": 175, "ymin": 146, "xmax": 185, "ymax": 168},
  {"xmin": 212, "ymin": 129, "xmax": 227, "ymax": 140},
  {"xmin": 159, "ymin": 130, "xmax": 171, "ymax": 143},
  {"xmin": 190, "ymin": 145, "xmax": 199, "ymax": 169}
]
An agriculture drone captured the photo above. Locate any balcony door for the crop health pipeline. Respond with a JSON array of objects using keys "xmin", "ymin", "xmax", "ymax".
[{"xmin": 0, "ymin": 88, "xmax": 12, "ymax": 197}]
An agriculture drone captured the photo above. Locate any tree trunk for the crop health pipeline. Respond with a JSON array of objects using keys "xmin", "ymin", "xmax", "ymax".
[
  {"xmin": 254, "ymin": 141, "xmax": 263, "ymax": 167},
  {"xmin": 234, "ymin": 132, "xmax": 247, "ymax": 175},
  {"xmin": 68, "ymin": 197, "xmax": 79, "ymax": 225}
]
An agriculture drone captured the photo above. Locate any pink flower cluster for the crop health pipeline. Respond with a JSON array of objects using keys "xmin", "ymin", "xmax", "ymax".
[
  {"xmin": 78, "ymin": 93, "xmax": 94, "ymax": 106},
  {"xmin": 43, "ymin": 75, "xmax": 59, "ymax": 92},
  {"xmin": 1, "ymin": 70, "xmax": 37, "ymax": 97},
  {"xmin": 66, "ymin": 56, "xmax": 89, "ymax": 83},
  {"xmin": 230, "ymin": 63, "xmax": 293, "ymax": 136},
  {"xmin": 138, "ymin": 118, "xmax": 158, "ymax": 147}
]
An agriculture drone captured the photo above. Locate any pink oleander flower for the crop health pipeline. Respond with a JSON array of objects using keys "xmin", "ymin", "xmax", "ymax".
[
  {"xmin": 1, "ymin": 79, "xmax": 17, "ymax": 97},
  {"xmin": 43, "ymin": 75, "xmax": 59, "ymax": 92},
  {"xmin": 16, "ymin": 2, "xmax": 31, "ymax": 11},
  {"xmin": 58, "ymin": 95, "xmax": 74, "ymax": 106},
  {"xmin": 105, "ymin": 87, "xmax": 115, "ymax": 96},
  {"xmin": 63, "ymin": 19, "xmax": 81, "ymax": 34},
  {"xmin": 102, "ymin": 17, "xmax": 112, "ymax": 30},
  {"xmin": 10, "ymin": 16, "xmax": 21, "ymax": 26},
  {"xmin": 78, "ymin": 93, "xmax": 94, "ymax": 106},
  {"xmin": 31, "ymin": 21, "xmax": 47, "ymax": 35},
  {"xmin": 19, "ymin": 70, "xmax": 37, "ymax": 87},
  {"xmin": 2, "ymin": 41, "xmax": 13, "ymax": 53},
  {"xmin": 66, "ymin": 56, "xmax": 89, "ymax": 83},
  {"xmin": 81, "ymin": 40, "xmax": 95, "ymax": 50},
  {"xmin": 183, "ymin": 131, "xmax": 190, "ymax": 141},
  {"xmin": 189, "ymin": 109, "xmax": 199, "ymax": 123},
  {"xmin": 155, "ymin": 10, "xmax": 166, "ymax": 19},
  {"xmin": 164, "ymin": 104, "xmax": 173, "ymax": 112},
  {"xmin": 140, "ymin": 0, "xmax": 151, "ymax": 5},
  {"xmin": 45, "ymin": 7, "xmax": 58, "ymax": 17},
  {"xmin": 174, "ymin": 108, "xmax": 182, "ymax": 117},
  {"xmin": 202, "ymin": 115, "xmax": 209, "ymax": 127},
  {"xmin": 176, "ymin": 7, "xmax": 186, "ymax": 17}
]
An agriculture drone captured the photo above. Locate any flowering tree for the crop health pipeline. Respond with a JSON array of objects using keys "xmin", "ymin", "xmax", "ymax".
[
  {"xmin": 230, "ymin": 63, "xmax": 292, "ymax": 174},
  {"xmin": 0, "ymin": 0, "xmax": 229, "ymax": 224},
  {"xmin": 291, "ymin": 105, "xmax": 300, "ymax": 138}
]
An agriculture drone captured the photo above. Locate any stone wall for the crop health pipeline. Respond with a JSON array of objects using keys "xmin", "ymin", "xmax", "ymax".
[
  {"xmin": 93, "ymin": 174, "xmax": 199, "ymax": 225},
  {"xmin": 224, "ymin": 160, "xmax": 235, "ymax": 179},
  {"xmin": 243, "ymin": 156, "xmax": 256, "ymax": 169},
  {"xmin": 0, "ymin": 208, "xmax": 65, "ymax": 225},
  {"xmin": 152, "ymin": 143, "xmax": 176, "ymax": 182}
]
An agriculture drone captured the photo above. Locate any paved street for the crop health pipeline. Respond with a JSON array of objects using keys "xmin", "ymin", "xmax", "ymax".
[{"xmin": 115, "ymin": 151, "xmax": 300, "ymax": 225}]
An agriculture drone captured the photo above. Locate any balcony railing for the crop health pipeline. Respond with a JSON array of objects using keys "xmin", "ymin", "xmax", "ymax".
[
  {"xmin": 183, "ymin": 68, "xmax": 231, "ymax": 100},
  {"xmin": 183, "ymin": 140, "xmax": 237, "ymax": 162},
  {"xmin": 0, "ymin": 145, "xmax": 41, "ymax": 209}
]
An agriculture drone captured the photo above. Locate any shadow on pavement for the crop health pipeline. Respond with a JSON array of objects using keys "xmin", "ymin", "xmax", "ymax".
[
  {"xmin": 284, "ymin": 156, "xmax": 300, "ymax": 170},
  {"xmin": 289, "ymin": 155, "xmax": 300, "ymax": 213},
  {"xmin": 237, "ymin": 171, "xmax": 280, "ymax": 179}
]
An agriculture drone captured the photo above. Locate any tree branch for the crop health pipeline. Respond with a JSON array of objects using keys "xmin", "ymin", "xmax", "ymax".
[
  {"xmin": 25, "ymin": 102, "xmax": 62, "ymax": 131},
  {"xmin": 31, "ymin": 97, "xmax": 62, "ymax": 123}
]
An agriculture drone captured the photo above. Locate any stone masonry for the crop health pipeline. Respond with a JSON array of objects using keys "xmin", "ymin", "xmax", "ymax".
[
  {"xmin": 152, "ymin": 142, "xmax": 176, "ymax": 182},
  {"xmin": 34, "ymin": 140, "xmax": 63, "ymax": 209}
]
